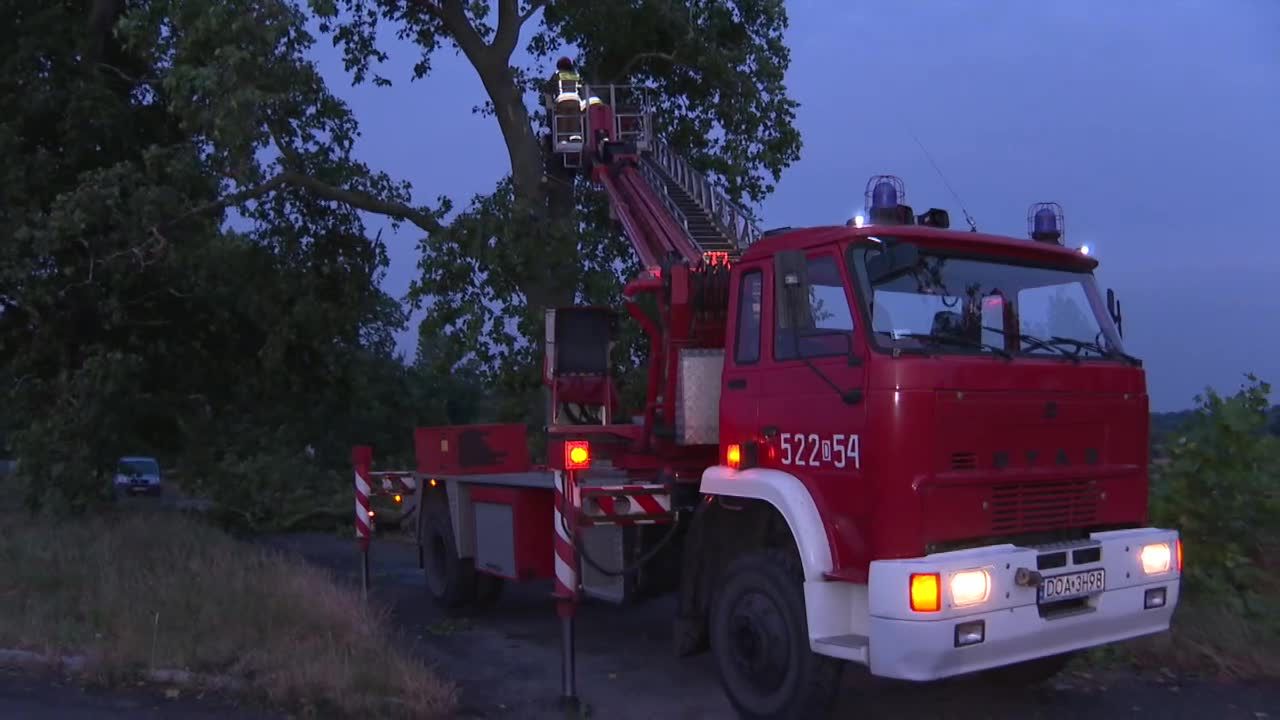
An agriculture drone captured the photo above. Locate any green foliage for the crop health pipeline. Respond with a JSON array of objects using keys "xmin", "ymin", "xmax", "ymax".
[
  {"xmin": 1, "ymin": 0, "xmax": 430, "ymax": 523},
  {"xmin": 319, "ymin": 0, "xmax": 802, "ymax": 428},
  {"xmin": 538, "ymin": 0, "xmax": 802, "ymax": 204},
  {"xmin": 1150, "ymin": 374, "xmax": 1280, "ymax": 616},
  {"xmin": 4, "ymin": 0, "xmax": 802, "ymax": 523}
]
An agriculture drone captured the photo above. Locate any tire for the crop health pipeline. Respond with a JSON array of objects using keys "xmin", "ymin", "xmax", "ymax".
[
  {"xmin": 421, "ymin": 498, "xmax": 477, "ymax": 608},
  {"xmin": 710, "ymin": 548, "xmax": 844, "ymax": 720},
  {"xmin": 473, "ymin": 572, "xmax": 505, "ymax": 609},
  {"xmin": 977, "ymin": 652, "xmax": 1075, "ymax": 687}
]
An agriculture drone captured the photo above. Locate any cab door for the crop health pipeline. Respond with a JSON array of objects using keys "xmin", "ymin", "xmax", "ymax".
[
  {"xmin": 720, "ymin": 263, "xmax": 767, "ymax": 454},
  {"xmin": 755, "ymin": 248, "xmax": 870, "ymax": 558}
]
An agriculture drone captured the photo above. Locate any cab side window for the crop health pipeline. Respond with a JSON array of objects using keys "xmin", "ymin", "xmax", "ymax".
[
  {"xmin": 775, "ymin": 254, "xmax": 855, "ymax": 360},
  {"xmin": 735, "ymin": 270, "xmax": 763, "ymax": 364}
]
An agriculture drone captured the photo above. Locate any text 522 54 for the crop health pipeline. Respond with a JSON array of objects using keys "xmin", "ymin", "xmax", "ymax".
[{"xmin": 778, "ymin": 433, "xmax": 860, "ymax": 470}]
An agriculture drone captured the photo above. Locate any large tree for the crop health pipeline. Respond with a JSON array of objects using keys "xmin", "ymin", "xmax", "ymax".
[
  {"xmin": 316, "ymin": 0, "xmax": 802, "ymax": 421},
  {"xmin": 2, "ymin": 0, "xmax": 801, "ymax": 512},
  {"xmin": 1, "ymin": 0, "xmax": 432, "ymax": 515}
]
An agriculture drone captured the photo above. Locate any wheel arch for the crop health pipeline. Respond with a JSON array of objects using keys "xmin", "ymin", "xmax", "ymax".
[
  {"xmin": 699, "ymin": 465, "xmax": 834, "ymax": 581},
  {"xmin": 673, "ymin": 466, "xmax": 836, "ymax": 657}
]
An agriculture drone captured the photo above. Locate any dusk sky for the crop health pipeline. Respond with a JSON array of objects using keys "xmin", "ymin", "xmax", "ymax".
[{"xmin": 307, "ymin": 0, "xmax": 1279, "ymax": 412}]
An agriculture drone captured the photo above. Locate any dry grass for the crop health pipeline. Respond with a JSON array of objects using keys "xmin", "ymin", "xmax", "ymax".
[
  {"xmin": 1098, "ymin": 580, "xmax": 1280, "ymax": 682},
  {"xmin": 0, "ymin": 507, "xmax": 456, "ymax": 718}
]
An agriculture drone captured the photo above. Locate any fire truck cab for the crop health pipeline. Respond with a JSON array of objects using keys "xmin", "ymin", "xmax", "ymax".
[{"xmin": 686, "ymin": 198, "xmax": 1181, "ymax": 714}]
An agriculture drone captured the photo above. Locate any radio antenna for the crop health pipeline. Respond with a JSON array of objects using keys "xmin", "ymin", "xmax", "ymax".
[{"xmin": 911, "ymin": 132, "xmax": 979, "ymax": 233}]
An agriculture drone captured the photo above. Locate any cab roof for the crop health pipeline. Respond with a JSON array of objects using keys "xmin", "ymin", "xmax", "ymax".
[{"xmin": 740, "ymin": 224, "xmax": 1099, "ymax": 272}]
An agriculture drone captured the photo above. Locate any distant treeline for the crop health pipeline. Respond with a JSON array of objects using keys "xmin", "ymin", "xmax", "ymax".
[{"xmin": 1151, "ymin": 404, "xmax": 1280, "ymax": 455}]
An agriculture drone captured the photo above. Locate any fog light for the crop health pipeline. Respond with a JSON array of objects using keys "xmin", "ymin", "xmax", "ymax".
[
  {"xmin": 1144, "ymin": 587, "xmax": 1167, "ymax": 609},
  {"xmin": 955, "ymin": 620, "xmax": 985, "ymax": 647},
  {"xmin": 1141, "ymin": 543, "xmax": 1172, "ymax": 575}
]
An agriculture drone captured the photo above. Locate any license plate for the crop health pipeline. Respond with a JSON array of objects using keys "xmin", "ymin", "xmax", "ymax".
[{"xmin": 1038, "ymin": 569, "xmax": 1105, "ymax": 603}]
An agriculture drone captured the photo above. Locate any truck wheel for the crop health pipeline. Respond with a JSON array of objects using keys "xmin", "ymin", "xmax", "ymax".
[
  {"xmin": 422, "ymin": 499, "xmax": 476, "ymax": 608},
  {"xmin": 710, "ymin": 548, "xmax": 843, "ymax": 720}
]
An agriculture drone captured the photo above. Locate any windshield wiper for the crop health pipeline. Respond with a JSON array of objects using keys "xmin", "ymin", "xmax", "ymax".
[
  {"xmin": 1047, "ymin": 336, "xmax": 1141, "ymax": 366},
  {"xmin": 885, "ymin": 331, "xmax": 1012, "ymax": 360},
  {"xmin": 980, "ymin": 326, "xmax": 1078, "ymax": 363}
]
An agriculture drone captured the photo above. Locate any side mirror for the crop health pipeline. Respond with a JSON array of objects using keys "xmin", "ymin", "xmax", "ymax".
[
  {"xmin": 774, "ymin": 249, "xmax": 811, "ymax": 331},
  {"xmin": 865, "ymin": 241, "xmax": 920, "ymax": 284},
  {"xmin": 1106, "ymin": 288, "xmax": 1124, "ymax": 338}
]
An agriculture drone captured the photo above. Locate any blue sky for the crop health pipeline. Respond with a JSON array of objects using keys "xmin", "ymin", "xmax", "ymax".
[{"xmin": 307, "ymin": 0, "xmax": 1279, "ymax": 412}]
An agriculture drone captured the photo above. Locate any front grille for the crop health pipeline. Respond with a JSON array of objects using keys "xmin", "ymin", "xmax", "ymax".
[
  {"xmin": 950, "ymin": 452, "xmax": 977, "ymax": 471},
  {"xmin": 989, "ymin": 479, "xmax": 1102, "ymax": 534}
]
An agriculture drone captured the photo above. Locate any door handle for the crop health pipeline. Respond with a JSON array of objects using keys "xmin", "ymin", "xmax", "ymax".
[{"xmin": 727, "ymin": 379, "xmax": 747, "ymax": 390}]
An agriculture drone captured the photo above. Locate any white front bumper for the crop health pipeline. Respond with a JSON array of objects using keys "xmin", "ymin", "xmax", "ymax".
[{"xmin": 862, "ymin": 528, "xmax": 1180, "ymax": 681}]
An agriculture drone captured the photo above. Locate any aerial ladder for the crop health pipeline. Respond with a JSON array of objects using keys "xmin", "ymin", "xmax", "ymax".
[{"xmin": 543, "ymin": 84, "xmax": 759, "ymax": 462}]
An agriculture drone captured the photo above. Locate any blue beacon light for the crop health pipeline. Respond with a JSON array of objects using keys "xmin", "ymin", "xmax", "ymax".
[
  {"xmin": 865, "ymin": 175, "xmax": 907, "ymax": 225},
  {"xmin": 1027, "ymin": 202, "xmax": 1064, "ymax": 244},
  {"xmin": 871, "ymin": 180, "xmax": 897, "ymax": 210}
]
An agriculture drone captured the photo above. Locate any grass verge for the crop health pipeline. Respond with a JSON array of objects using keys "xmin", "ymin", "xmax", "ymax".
[
  {"xmin": 0, "ymin": 507, "xmax": 455, "ymax": 718},
  {"xmin": 1089, "ymin": 581, "xmax": 1280, "ymax": 682}
]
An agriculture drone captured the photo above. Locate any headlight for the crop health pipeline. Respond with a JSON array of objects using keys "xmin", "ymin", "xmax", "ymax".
[
  {"xmin": 950, "ymin": 568, "xmax": 991, "ymax": 607},
  {"xmin": 1141, "ymin": 543, "xmax": 1172, "ymax": 575}
]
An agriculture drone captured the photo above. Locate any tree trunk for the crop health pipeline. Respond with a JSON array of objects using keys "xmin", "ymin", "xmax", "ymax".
[{"xmin": 475, "ymin": 61, "xmax": 545, "ymax": 201}]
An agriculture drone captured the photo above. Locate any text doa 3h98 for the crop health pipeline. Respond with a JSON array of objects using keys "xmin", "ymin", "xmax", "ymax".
[{"xmin": 352, "ymin": 84, "xmax": 1181, "ymax": 719}]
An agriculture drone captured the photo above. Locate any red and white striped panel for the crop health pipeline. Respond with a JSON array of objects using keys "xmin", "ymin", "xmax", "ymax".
[
  {"xmin": 578, "ymin": 483, "xmax": 673, "ymax": 526},
  {"xmin": 553, "ymin": 470, "xmax": 578, "ymax": 607},
  {"xmin": 354, "ymin": 467, "xmax": 372, "ymax": 550}
]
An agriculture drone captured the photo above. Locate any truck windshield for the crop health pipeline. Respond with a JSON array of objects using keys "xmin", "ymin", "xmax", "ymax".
[{"xmin": 849, "ymin": 242, "xmax": 1126, "ymax": 359}]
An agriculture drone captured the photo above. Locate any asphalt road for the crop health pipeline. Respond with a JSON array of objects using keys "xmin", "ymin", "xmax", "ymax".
[
  {"xmin": 265, "ymin": 532, "xmax": 1280, "ymax": 720},
  {"xmin": 0, "ymin": 667, "xmax": 281, "ymax": 719}
]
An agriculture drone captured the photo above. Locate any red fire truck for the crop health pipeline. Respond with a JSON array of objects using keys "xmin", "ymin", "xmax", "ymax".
[{"xmin": 353, "ymin": 84, "xmax": 1182, "ymax": 718}]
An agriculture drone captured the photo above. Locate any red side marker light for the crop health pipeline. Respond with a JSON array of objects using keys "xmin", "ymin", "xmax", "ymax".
[{"xmin": 566, "ymin": 440, "xmax": 591, "ymax": 470}]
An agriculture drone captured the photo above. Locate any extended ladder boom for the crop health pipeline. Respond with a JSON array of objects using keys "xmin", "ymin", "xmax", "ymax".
[
  {"xmin": 594, "ymin": 149, "xmax": 704, "ymax": 268},
  {"xmin": 549, "ymin": 84, "xmax": 760, "ymax": 270}
]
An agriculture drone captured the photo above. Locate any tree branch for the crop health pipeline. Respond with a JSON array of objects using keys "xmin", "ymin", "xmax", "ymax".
[
  {"xmin": 492, "ymin": 0, "xmax": 521, "ymax": 58},
  {"xmin": 519, "ymin": 0, "xmax": 549, "ymax": 24},
  {"xmin": 416, "ymin": 0, "xmax": 490, "ymax": 65},
  {"xmin": 611, "ymin": 51, "xmax": 680, "ymax": 83},
  {"xmin": 161, "ymin": 169, "xmax": 443, "ymax": 236},
  {"xmin": 277, "ymin": 170, "xmax": 442, "ymax": 234},
  {"xmin": 493, "ymin": 0, "xmax": 547, "ymax": 57},
  {"xmin": 163, "ymin": 174, "xmax": 291, "ymax": 230}
]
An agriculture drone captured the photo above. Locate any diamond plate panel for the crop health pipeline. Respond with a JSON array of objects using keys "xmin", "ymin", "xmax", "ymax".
[{"xmin": 676, "ymin": 348, "xmax": 724, "ymax": 446}]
